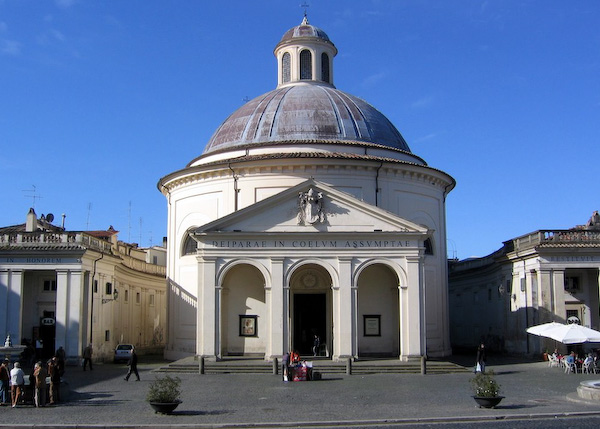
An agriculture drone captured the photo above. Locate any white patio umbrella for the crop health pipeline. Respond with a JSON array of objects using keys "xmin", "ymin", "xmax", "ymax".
[
  {"xmin": 527, "ymin": 322, "xmax": 600, "ymax": 344},
  {"xmin": 526, "ymin": 322, "xmax": 564, "ymax": 337}
]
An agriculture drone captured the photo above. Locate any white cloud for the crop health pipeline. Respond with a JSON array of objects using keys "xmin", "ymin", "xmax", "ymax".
[
  {"xmin": 1, "ymin": 39, "xmax": 21, "ymax": 55},
  {"xmin": 411, "ymin": 95, "xmax": 434, "ymax": 109},
  {"xmin": 362, "ymin": 71, "xmax": 387, "ymax": 88}
]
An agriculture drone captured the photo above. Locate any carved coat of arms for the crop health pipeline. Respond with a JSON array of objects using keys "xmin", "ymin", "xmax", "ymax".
[{"xmin": 297, "ymin": 188, "xmax": 325, "ymax": 225}]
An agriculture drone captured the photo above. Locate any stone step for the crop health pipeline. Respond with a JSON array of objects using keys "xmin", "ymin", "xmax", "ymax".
[{"xmin": 153, "ymin": 361, "xmax": 469, "ymax": 375}]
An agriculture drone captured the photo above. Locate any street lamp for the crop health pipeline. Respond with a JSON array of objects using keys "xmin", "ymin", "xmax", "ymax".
[{"xmin": 102, "ymin": 288, "xmax": 119, "ymax": 304}]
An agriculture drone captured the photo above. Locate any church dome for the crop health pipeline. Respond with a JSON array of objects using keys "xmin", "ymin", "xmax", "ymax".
[
  {"xmin": 276, "ymin": 16, "xmax": 333, "ymax": 47},
  {"xmin": 203, "ymin": 84, "xmax": 411, "ymax": 154},
  {"xmin": 201, "ymin": 16, "xmax": 412, "ymax": 156}
]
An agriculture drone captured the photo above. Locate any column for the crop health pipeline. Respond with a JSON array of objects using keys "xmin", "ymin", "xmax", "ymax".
[
  {"xmin": 336, "ymin": 257, "xmax": 353, "ymax": 359},
  {"xmin": 552, "ymin": 270, "xmax": 566, "ymax": 322},
  {"xmin": 55, "ymin": 270, "xmax": 83, "ymax": 359},
  {"xmin": 1, "ymin": 270, "xmax": 23, "ymax": 342},
  {"xmin": 269, "ymin": 257, "xmax": 284, "ymax": 359},
  {"xmin": 538, "ymin": 269, "xmax": 553, "ymax": 321},
  {"xmin": 402, "ymin": 255, "xmax": 423, "ymax": 360},
  {"xmin": 197, "ymin": 257, "xmax": 217, "ymax": 359}
]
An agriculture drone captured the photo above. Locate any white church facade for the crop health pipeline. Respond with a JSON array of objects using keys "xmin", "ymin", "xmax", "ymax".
[{"xmin": 159, "ymin": 17, "xmax": 455, "ymax": 362}]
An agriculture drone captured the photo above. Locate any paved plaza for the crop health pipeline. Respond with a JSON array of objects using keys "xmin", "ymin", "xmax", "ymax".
[{"xmin": 2, "ymin": 356, "xmax": 600, "ymax": 428}]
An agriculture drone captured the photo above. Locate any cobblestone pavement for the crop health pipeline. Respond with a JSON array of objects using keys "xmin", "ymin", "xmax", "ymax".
[{"xmin": 1, "ymin": 356, "xmax": 600, "ymax": 428}]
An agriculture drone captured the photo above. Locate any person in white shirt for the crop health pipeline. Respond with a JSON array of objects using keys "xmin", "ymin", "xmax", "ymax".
[{"xmin": 9, "ymin": 362, "xmax": 25, "ymax": 408}]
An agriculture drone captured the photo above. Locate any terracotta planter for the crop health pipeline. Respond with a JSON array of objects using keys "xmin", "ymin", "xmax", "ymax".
[
  {"xmin": 149, "ymin": 400, "xmax": 181, "ymax": 414},
  {"xmin": 473, "ymin": 396, "xmax": 504, "ymax": 408}
]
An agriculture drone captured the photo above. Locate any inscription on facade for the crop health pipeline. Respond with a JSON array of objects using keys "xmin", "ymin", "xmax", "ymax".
[
  {"xmin": 208, "ymin": 239, "xmax": 413, "ymax": 249},
  {"xmin": 1, "ymin": 257, "xmax": 81, "ymax": 264},
  {"xmin": 548, "ymin": 256, "xmax": 598, "ymax": 262}
]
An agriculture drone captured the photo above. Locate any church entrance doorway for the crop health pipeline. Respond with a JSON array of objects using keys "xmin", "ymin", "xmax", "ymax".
[{"xmin": 293, "ymin": 293, "xmax": 326, "ymax": 355}]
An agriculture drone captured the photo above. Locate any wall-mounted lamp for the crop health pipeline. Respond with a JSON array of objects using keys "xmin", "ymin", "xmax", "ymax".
[{"xmin": 102, "ymin": 288, "xmax": 119, "ymax": 304}]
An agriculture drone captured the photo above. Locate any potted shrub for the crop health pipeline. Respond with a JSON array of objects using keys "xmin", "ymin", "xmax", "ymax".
[
  {"xmin": 470, "ymin": 370, "xmax": 504, "ymax": 408},
  {"xmin": 146, "ymin": 375, "xmax": 182, "ymax": 414}
]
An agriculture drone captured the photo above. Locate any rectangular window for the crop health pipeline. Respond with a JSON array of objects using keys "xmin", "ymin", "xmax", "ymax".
[
  {"xmin": 124, "ymin": 289, "xmax": 129, "ymax": 302},
  {"xmin": 565, "ymin": 277, "xmax": 580, "ymax": 292},
  {"xmin": 149, "ymin": 294, "xmax": 155, "ymax": 306},
  {"xmin": 136, "ymin": 292, "xmax": 141, "ymax": 304},
  {"xmin": 43, "ymin": 280, "xmax": 57, "ymax": 291},
  {"xmin": 105, "ymin": 282, "xmax": 113, "ymax": 295},
  {"xmin": 94, "ymin": 280, "xmax": 98, "ymax": 293},
  {"xmin": 105, "ymin": 330, "xmax": 110, "ymax": 341}
]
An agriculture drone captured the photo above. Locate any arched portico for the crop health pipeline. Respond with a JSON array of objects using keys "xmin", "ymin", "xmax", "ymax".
[
  {"xmin": 287, "ymin": 262, "xmax": 334, "ymax": 357},
  {"xmin": 216, "ymin": 260, "xmax": 269, "ymax": 358}
]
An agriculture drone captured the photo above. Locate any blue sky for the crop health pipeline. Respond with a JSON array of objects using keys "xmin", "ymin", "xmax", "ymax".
[{"xmin": 1, "ymin": 0, "xmax": 598, "ymax": 259}]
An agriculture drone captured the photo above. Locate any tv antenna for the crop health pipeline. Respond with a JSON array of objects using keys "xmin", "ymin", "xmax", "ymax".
[
  {"xmin": 86, "ymin": 203, "xmax": 92, "ymax": 230},
  {"xmin": 22, "ymin": 185, "xmax": 42, "ymax": 208}
]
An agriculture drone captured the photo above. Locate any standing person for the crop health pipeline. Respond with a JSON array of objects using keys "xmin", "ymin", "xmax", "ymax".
[
  {"xmin": 312, "ymin": 334, "xmax": 321, "ymax": 357},
  {"xmin": 55, "ymin": 347, "xmax": 66, "ymax": 376},
  {"xmin": 82, "ymin": 343, "xmax": 93, "ymax": 371},
  {"xmin": 9, "ymin": 362, "xmax": 25, "ymax": 408},
  {"xmin": 124, "ymin": 347, "xmax": 140, "ymax": 381},
  {"xmin": 48, "ymin": 358, "xmax": 60, "ymax": 405},
  {"xmin": 281, "ymin": 351, "xmax": 290, "ymax": 382},
  {"xmin": 0, "ymin": 359, "xmax": 10, "ymax": 405},
  {"xmin": 33, "ymin": 361, "xmax": 47, "ymax": 407},
  {"xmin": 476, "ymin": 343, "xmax": 487, "ymax": 373}
]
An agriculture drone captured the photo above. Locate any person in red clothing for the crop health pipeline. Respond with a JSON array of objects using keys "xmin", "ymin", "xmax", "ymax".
[{"xmin": 290, "ymin": 350, "xmax": 300, "ymax": 364}]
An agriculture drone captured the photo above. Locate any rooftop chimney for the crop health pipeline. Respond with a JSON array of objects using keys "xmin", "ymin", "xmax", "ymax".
[{"xmin": 26, "ymin": 208, "xmax": 37, "ymax": 232}]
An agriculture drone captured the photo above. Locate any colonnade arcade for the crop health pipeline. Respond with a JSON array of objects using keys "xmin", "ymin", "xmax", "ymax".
[{"xmin": 196, "ymin": 252, "xmax": 425, "ymax": 361}]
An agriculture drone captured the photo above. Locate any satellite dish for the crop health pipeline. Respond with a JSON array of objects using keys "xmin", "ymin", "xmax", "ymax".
[{"xmin": 47, "ymin": 213, "xmax": 55, "ymax": 223}]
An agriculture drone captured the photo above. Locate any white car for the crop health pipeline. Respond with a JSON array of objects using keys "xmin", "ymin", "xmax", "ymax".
[{"xmin": 114, "ymin": 344, "xmax": 134, "ymax": 363}]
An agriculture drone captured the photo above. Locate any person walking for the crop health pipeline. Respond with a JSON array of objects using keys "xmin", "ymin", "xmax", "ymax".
[
  {"xmin": 0, "ymin": 359, "xmax": 10, "ymax": 405},
  {"xmin": 476, "ymin": 343, "xmax": 487, "ymax": 373},
  {"xmin": 124, "ymin": 347, "xmax": 140, "ymax": 381},
  {"xmin": 312, "ymin": 334, "xmax": 321, "ymax": 357},
  {"xmin": 9, "ymin": 362, "xmax": 25, "ymax": 408},
  {"xmin": 33, "ymin": 361, "xmax": 47, "ymax": 407},
  {"xmin": 82, "ymin": 343, "xmax": 93, "ymax": 371}
]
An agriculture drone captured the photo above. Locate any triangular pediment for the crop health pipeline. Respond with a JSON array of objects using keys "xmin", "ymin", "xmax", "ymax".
[{"xmin": 194, "ymin": 179, "xmax": 428, "ymax": 236}]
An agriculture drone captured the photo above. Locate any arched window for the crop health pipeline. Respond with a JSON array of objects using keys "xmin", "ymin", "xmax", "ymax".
[
  {"xmin": 282, "ymin": 52, "xmax": 291, "ymax": 83},
  {"xmin": 424, "ymin": 238, "xmax": 434, "ymax": 255},
  {"xmin": 182, "ymin": 233, "xmax": 197, "ymax": 256},
  {"xmin": 321, "ymin": 53, "xmax": 330, "ymax": 83},
  {"xmin": 300, "ymin": 49, "xmax": 312, "ymax": 80}
]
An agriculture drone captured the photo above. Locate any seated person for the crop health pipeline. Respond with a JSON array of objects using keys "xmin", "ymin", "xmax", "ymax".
[
  {"xmin": 584, "ymin": 354, "xmax": 594, "ymax": 366},
  {"xmin": 290, "ymin": 350, "xmax": 300, "ymax": 364},
  {"xmin": 565, "ymin": 352, "xmax": 576, "ymax": 365}
]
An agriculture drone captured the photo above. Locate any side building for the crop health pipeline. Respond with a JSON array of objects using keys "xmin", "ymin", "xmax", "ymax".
[
  {"xmin": 449, "ymin": 211, "xmax": 600, "ymax": 355},
  {"xmin": 0, "ymin": 208, "xmax": 167, "ymax": 363}
]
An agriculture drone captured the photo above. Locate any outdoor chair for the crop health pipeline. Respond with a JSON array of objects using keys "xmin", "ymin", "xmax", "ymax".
[
  {"xmin": 564, "ymin": 360, "xmax": 577, "ymax": 374},
  {"xmin": 548, "ymin": 355, "xmax": 560, "ymax": 368},
  {"xmin": 583, "ymin": 361, "xmax": 594, "ymax": 374},
  {"xmin": 565, "ymin": 360, "xmax": 577, "ymax": 374}
]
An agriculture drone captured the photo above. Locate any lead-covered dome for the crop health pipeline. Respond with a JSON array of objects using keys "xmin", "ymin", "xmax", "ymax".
[
  {"xmin": 201, "ymin": 16, "xmax": 412, "ymax": 156},
  {"xmin": 203, "ymin": 84, "xmax": 411, "ymax": 154}
]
